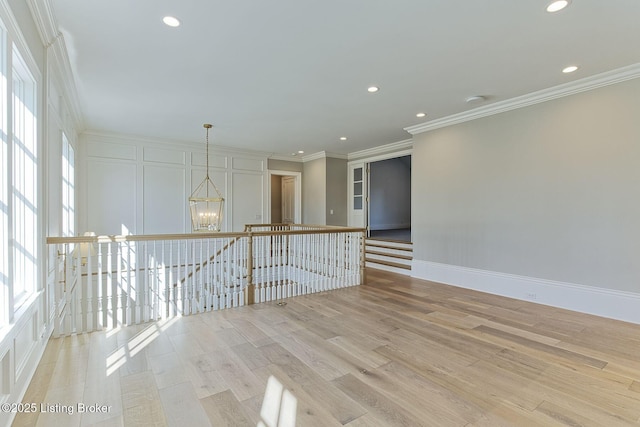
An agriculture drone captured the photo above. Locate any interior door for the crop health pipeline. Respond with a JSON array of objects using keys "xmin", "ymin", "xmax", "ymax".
[
  {"xmin": 348, "ymin": 162, "xmax": 367, "ymax": 229},
  {"xmin": 281, "ymin": 176, "xmax": 296, "ymax": 223}
]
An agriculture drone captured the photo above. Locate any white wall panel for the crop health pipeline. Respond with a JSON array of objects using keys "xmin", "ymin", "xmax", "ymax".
[
  {"xmin": 232, "ymin": 157, "xmax": 264, "ymax": 172},
  {"xmin": 192, "ymin": 153, "xmax": 227, "ymax": 169},
  {"xmin": 86, "ymin": 141, "xmax": 136, "ymax": 161},
  {"xmin": 143, "ymin": 147, "xmax": 185, "ymax": 165},
  {"xmin": 143, "ymin": 165, "xmax": 185, "ymax": 234},
  {"xmin": 87, "ymin": 161, "xmax": 137, "ymax": 235},
  {"xmin": 232, "ymin": 173, "xmax": 263, "ymax": 231},
  {"xmin": 13, "ymin": 313, "xmax": 36, "ymax": 378},
  {"xmin": 0, "ymin": 348, "xmax": 9, "ymax": 395},
  {"xmin": 80, "ymin": 133, "xmax": 268, "ymax": 235}
]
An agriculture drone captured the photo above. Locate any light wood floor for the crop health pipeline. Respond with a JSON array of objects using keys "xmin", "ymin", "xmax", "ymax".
[{"xmin": 15, "ymin": 269, "xmax": 640, "ymax": 426}]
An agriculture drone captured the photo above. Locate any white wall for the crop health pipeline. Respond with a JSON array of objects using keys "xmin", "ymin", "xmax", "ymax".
[
  {"xmin": 412, "ymin": 76, "xmax": 640, "ymax": 323},
  {"xmin": 80, "ymin": 132, "xmax": 268, "ymax": 234}
]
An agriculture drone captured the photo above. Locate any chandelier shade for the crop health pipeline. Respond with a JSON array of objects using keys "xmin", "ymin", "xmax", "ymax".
[{"xmin": 189, "ymin": 124, "xmax": 225, "ymax": 232}]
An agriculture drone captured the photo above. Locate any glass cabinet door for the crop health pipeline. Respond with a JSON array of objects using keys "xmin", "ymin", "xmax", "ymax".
[{"xmin": 353, "ymin": 167, "xmax": 363, "ymax": 210}]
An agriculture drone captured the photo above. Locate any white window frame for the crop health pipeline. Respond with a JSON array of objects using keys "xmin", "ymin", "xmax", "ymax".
[
  {"xmin": 0, "ymin": 8, "xmax": 40, "ymax": 325},
  {"xmin": 61, "ymin": 133, "xmax": 75, "ymax": 239},
  {"xmin": 10, "ymin": 44, "xmax": 38, "ymax": 308},
  {"xmin": 0, "ymin": 22, "xmax": 7, "ymax": 327}
]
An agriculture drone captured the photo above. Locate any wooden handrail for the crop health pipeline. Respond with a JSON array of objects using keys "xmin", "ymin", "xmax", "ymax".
[{"xmin": 47, "ymin": 225, "xmax": 366, "ymax": 244}]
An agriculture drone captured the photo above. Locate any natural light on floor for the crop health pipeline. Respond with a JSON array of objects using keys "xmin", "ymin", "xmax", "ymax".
[
  {"xmin": 258, "ymin": 375, "xmax": 297, "ymax": 427},
  {"xmin": 105, "ymin": 316, "xmax": 178, "ymax": 376}
]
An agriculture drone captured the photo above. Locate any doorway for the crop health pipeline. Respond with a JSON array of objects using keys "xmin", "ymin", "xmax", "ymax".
[
  {"xmin": 368, "ymin": 155, "xmax": 411, "ymax": 242},
  {"xmin": 269, "ymin": 170, "xmax": 301, "ymax": 224},
  {"xmin": 348, "ymin": 154, "xmax": 411, "ymax": 242}
]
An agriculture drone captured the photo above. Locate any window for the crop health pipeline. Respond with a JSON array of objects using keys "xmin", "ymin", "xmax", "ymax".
[
  {"xmin": 61, "ymin": 133, "xmax": 74, "ymax": 238},
  {"xmin": 0, "ymin": 25, "xmax": 7, "ymax": 326},
  {"xmin": 11, "ymin": 45, "xmax": 38, "ymax": 306}
]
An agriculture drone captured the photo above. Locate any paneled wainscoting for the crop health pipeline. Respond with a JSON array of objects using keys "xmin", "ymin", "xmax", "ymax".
[{"xmin": 14, "ymin": 268, "xmax": 640, "ymax": 426}]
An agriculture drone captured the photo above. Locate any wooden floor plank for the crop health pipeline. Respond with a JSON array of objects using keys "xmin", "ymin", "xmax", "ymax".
[
  {"xmin": 252, "ymin": 363, "xmax": 357, "ymax": 426},
  {"xmin": 200, "ymin": 390, "xmax": 253, "ymax": 427},
  {"xmin": 14, "ymin": 268, "xmax": 640, "ymax": 426},
  {"xmin": 333, "ymin": 373, "xmax": 428, "ymax": 426}
]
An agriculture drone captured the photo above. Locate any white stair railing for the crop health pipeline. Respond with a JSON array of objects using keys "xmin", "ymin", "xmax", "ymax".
[{"xmin": 47, "ymin": 225, "xmax": 365, "ymax": 336}]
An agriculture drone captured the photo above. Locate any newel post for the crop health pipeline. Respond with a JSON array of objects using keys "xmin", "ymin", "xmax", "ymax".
[{"xmin": 246, "ymin": 233, "xmax": 255, "ymax": 305}]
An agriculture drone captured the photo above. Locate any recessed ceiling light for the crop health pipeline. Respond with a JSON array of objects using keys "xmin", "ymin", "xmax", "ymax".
[
  {"xmin": 340, "ymin": 137, "xmax": 347, "ymax": 141},
  {"xmin": 562, "ymin": 65, "xmax": 578, "ymax": 73},
  {"xmin": 465, "ymin": 95, "xmax": 486, "ymax": 103},
  {"xmin": 416, "ymin": 112, "xmax": 426, "ymax": 118},
  {"xmin": 367, "ymin": 86, "xmax": 379, "ymax": 93},
  {"xmin": 298, "ymin": 150, "xmax": 304, "ymax": 154},
  {"xmin": 546, "ymin": 0, "xmax": 571, "ymax": 13},
  {"xmin": 163, "ymin": 16, "xmax": 181, "ymax": 27}
]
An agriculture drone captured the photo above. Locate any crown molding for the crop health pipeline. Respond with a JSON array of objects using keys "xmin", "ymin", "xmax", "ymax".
[
  {"xmin": 268, "ymin": 154, "xmax": 303, "ymax": 163},
  {"xmin": 81, "ymin": 130, "xmax": 276, "ymax": 158},
  {"xmin": 324, "ymin": 151, "xmax": 348, "ymax": 160},
  {"xmin": 347, "ymin": 139, "xmax": 412, "ymax": 161},
  {"xmin": 405, "ymin": 63, "xmax": 640, "ymax": 136},
  {"xmin": 301, "ymin": 151, "xmax": 348, "ymax": 162},
  {"xmin": 27, "ymin": 0, "xmax": 85, "ymax": 131}
]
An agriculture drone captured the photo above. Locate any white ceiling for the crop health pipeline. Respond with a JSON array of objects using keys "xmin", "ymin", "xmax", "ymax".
[{"xmin": 51, "ymin": 0, "xmax": 640, "ymax": 157}]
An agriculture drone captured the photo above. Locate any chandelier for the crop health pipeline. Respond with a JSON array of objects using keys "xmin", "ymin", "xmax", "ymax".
[{"xmin": 189, "ymin": 124, "xmax": 225, "ymax": 232}]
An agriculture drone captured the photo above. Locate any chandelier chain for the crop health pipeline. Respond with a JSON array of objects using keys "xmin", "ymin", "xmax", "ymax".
[{"xmin": 205, "ymin": 125, "xmax": 210, "ymax": 179}]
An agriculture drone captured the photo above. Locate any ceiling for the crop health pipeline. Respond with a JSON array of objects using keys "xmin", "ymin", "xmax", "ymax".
[{"xmin": 51, "ymin": 0, "xmax": 640, "ymax": 157}]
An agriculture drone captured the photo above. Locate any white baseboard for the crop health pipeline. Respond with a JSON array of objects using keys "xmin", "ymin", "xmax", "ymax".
[{"xmin": 412, "ymin": 260, "xmax": 640, "ymax": 325}]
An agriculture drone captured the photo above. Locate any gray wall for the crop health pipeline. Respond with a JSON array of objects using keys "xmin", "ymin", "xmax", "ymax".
[
  {"xmin": 301, "ymin": 156, "xmax": 347, "ymax": 226},
  {"xmin": 412, "ymin": 77, "xmax": 640, "ymax": 293},
  {"xmin": 326, "ymin": 157, "xmax": 347, "ymax": 226},
  {"xmin": 370, "ymin": 156, "xmax": 411, "ymax": 230},
  {"xmin": 268, "ymin": 158, "xmax": 303, "ymax": 172},
  {"xmin": 302, "ymin": 157, "xmax": 326, "ymax": 224}
]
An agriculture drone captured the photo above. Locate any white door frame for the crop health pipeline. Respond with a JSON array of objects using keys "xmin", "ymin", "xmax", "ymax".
[
  {"xmin": 348, "ymin": 146, "xmax": 413, "ymax": 232},
  {"xmin": 267, "ymin": 170, "xmax": 302, "ymax": 224}
]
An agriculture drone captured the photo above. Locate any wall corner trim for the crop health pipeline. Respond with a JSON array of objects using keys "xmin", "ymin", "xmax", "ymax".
[
  {"xmin": 412, "ymin": 260, "xmax": 640, "ymax": 325},
  {"xmin": 405, "ymin": 63, "xmax": 640, "ymax": 136}
]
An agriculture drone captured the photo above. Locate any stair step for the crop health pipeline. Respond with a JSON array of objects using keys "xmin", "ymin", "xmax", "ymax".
[
  {"xmin": 367, "ymin": 237, "xmax": 412, "ymax": 244},
  {"xmin": 365, "ymin": 250, "xmax": 412, "ymax": 261},
  {"xmin": 365, "ymin": 257, "xmax": 411, "ymax": 270},
  {"xmin": 365, "ymin": 246, "xmax": 412, "ymax": 258},
  {"xmin": 366, "ymin": 242, "xmax": 413, "ymax": 252}
]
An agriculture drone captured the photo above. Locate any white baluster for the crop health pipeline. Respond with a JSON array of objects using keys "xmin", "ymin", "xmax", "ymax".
[{"xmin": 166, "ymin": 241, "xmax": 172, "ymax": 318}]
